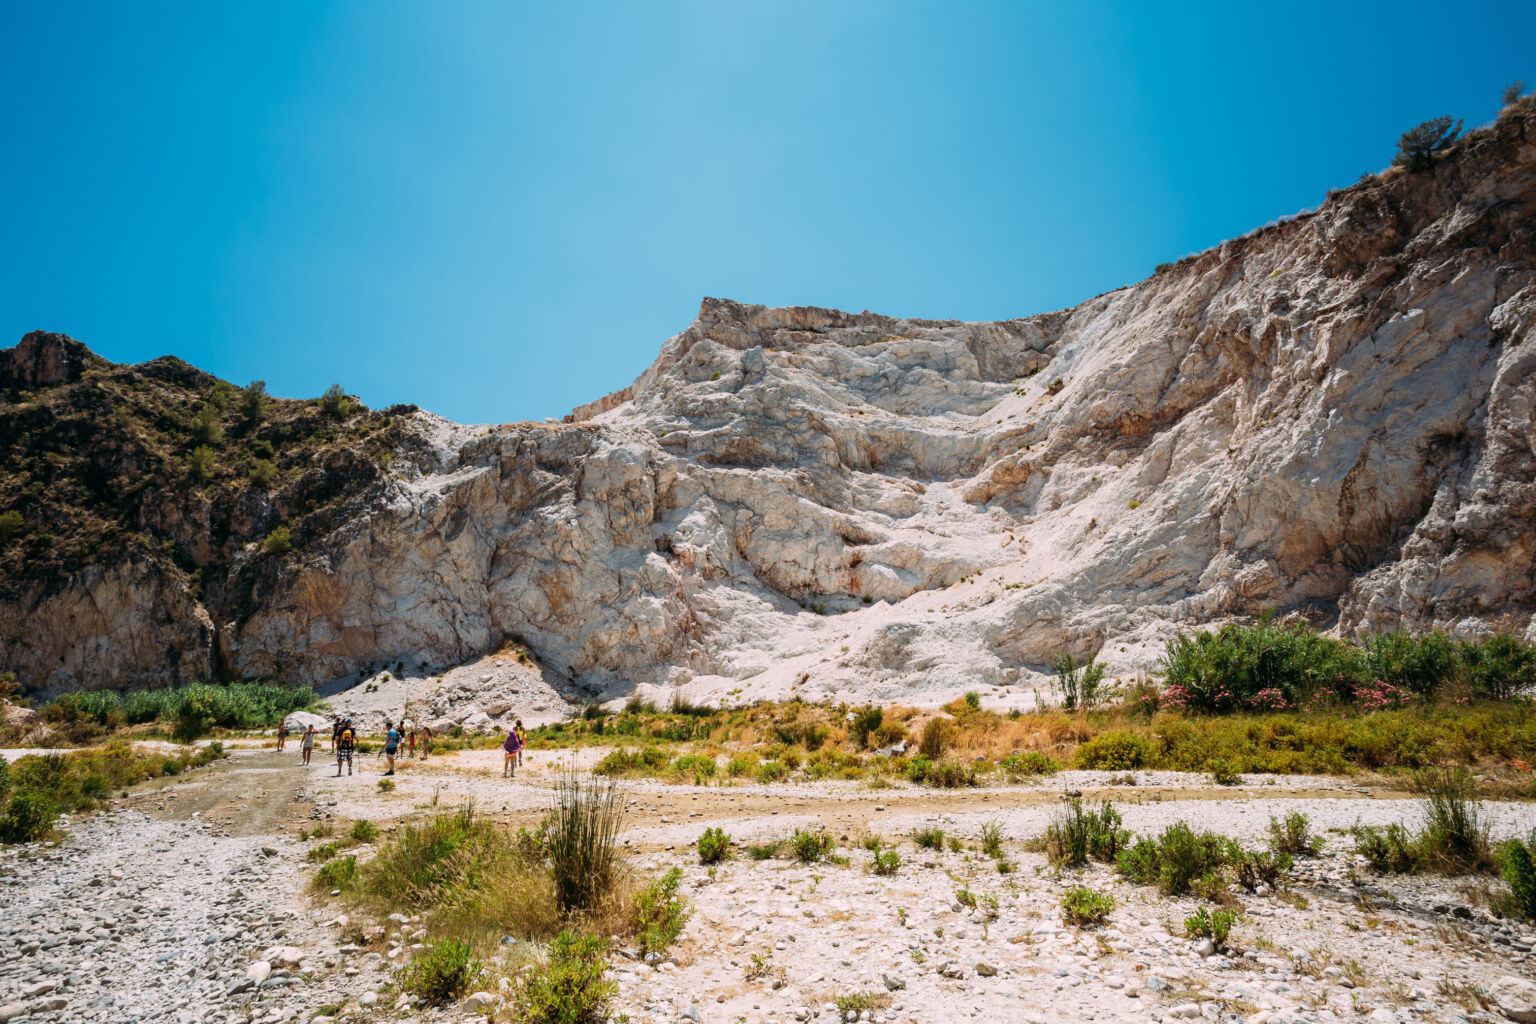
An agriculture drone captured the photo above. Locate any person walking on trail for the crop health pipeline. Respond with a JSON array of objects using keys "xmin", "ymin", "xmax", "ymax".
[
  {"xmin": 407, "ymin": 727, "xmax": 417, "ymax": 759},
  {"xmin": 502, "ymin": 724, "xmax": 523, "ymax": 778},
  {"xmin": 514, "ymin": 718, "xmax": 526, "ymax": 767},
  {"xmin": 335, "ymin": 719, "xmax": 356, "ymax": 777},
  {"xmin": 300, "ymin": 723, "xmax": 317, "ymax": 765},
  {"xmin": 330, "ymin": 717, "xmax": 342, "ymax": 753},
  {"xmin": 276, "ymin": 718, "xmax": 289, "ymax": 751},
  {"xmin": 420, "ymin": 725, "xmax": 433, "ymax": 761},
  {"xmin": 380, "ymin": 720, "xmax": 400, "ymax": 776}
]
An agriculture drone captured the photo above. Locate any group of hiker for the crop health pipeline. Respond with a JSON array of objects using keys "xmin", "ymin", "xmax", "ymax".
[{"xmin": 275, "ymin": 715, "xmax": 529, "ymax": 777}]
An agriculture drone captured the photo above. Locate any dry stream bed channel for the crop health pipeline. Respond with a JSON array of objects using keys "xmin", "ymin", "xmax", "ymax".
[{"xmin": 5, "ymin": 744, "xmax": 1536, "ymax": 1024}]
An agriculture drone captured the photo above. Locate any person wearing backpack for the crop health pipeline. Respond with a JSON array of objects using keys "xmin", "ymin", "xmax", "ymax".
[
  {"xmin": 514, "ymin": 718, "xmax": 526, "ymax": 767},
  {"xmin": 502, "ymin": 724, "xmax": 523, "ymax": 778},
  {"xmin": 335, "ymin": 719, "xmax": 355, "ymax": 777}
]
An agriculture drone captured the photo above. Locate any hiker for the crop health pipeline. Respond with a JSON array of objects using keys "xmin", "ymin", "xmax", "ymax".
[
  {"xmin": 380, "ymin": 720, "xmax": 400, "ymax": 776},
  {"xmin": 276, "ymin": 718, "xmax": 289, "ymax": 751},
  {"xmin": 420, "ymin": 724, "xmax": 433, "ymax": 761},
  {"xmin": 502, "ymin": 724, "xmax": 523, "ymax": 777},
  {"xmin": 407, "ymin": 727, "xmax": 417, "ymax": 759},
  {"xmin": 330, "ymin": 716, "xmax": 342, "ymax": 752},
  {"xmin": 300, "ymin": 723, "xmax": 317, "ymax": 765},
  {"xmin": 515, "ymin": 718, "xmax": 526, "ymax": 767},
  {"xmin": 335, "ymin": 718, "xmax": 355, "ymax": 776}
]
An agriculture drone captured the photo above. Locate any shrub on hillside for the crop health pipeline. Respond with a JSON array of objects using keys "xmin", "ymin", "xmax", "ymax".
[
  {"xmin": 1394, "ymin": 116, "xmax": 1462, "ymax": 173},
  {"xmin": 1074, "ymin": 731, "xmax": 1151, "ymax": 770}
]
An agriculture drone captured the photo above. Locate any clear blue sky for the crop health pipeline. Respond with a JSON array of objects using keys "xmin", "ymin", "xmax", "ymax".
[{"xmin": 3, "ymin": 2, "xmax": 1531, "ymax": 424}]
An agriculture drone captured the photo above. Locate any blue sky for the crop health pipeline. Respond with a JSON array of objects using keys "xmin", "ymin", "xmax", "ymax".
[{"xmin": 3, "ymin": 1, "xmax": 1531, "ymax": 424}]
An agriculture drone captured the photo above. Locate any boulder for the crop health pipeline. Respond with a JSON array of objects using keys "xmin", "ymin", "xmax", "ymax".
[{"xmin": 1491, "ymin": 977, "xmax": 1536, "ymax": 1023}]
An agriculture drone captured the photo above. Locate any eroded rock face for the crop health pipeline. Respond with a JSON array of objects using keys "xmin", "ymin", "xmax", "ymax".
[{"xmin": 5, "ymin": 109, "xmax": 1536, "ymax": 701}]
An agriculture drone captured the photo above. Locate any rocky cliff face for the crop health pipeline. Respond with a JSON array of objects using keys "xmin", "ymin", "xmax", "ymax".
[{"xmin": 5, "ymin": 108, "xmax": 1535, "ymax": 703}]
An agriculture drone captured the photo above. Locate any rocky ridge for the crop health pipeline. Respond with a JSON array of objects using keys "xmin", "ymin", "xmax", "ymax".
[{"xmin": 3, "ymin": 107, "xmax": 1535, "ymax": 703}]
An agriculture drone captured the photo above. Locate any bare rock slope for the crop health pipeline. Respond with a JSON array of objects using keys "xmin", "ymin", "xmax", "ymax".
[{"xmin": 5, "ymin": 108, "xmax": 1536, "ymax": 701}]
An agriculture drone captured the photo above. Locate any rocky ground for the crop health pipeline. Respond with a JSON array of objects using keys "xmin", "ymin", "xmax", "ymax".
[{"xmin": 7, "ymin": 745, "xmax": 1536, "ymax": 1024}]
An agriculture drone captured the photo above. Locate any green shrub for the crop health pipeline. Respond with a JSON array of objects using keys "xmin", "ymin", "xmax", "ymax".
[
  {"xmin": 1185, "ymin": 905, "xmax": 1238, "ymax": 948},
  {"xmin": 1000, "ymin": 751, "xmax": 1059, "ymax": 776},
  {"xmin": 633, "ymin": 868, "xmax": 690, "ymax": 954},
  {"xmin": 726, "ymin": 752, "xmax": 759, "ymax": 777},
  {"xmin": 517, "ymin": 931, "xmax": 615, "ymax": 1024},
  {"xmin": 0, "ymin": 754, "xmax": 10, "ymax": 803},
  {"xmin": 905, "ymin": 755, "xmax": 932, "ymax": 784},
  {"xmin": 1416, "ymin": 766, "xmax": 1494, "ymax": 873},
  {"xmin": 963, "ymin": 691, "xmax": 981, "ymax": 711},
  {"xmin": 756, "ymin": 760, "xmax": 788, "ymax": 784},
  {"xmin": 1499, "ymin": 836, "xmax": 1536, "ymax": 920},
  {"xmin": 1228, "ymin": 845, "xmax": 1292, "ymax": 892},
  {"xmin": 262, "ymin": 525, "xmax": 292, "ymax": 555},
  {"xmin": 1458, "ymin": 634, "xmax": 1536, "ymax": 700},
  {"xmin": 1209, "ymin": 760, "xmax": 1241, "ymax": 786},
  {"xmin": 1075, "ymin": 731, "xmax": 1151, "ymax": 770},
  {"xmin": 920, "ymin": 760, "xmax": 977, "ymax": 788},
  {"xmin": 350, "ymin": 819, "xmax": 380, "ymax": 843},
  {"xmin": 872, "ymin": 850, "xmax": 900, "ymax": 876},
  {"xmin": 316, "ymin": 855, "xmax": 358, "ymax": 891},
  {"xmin": 671, "ymin": 754, "xmax": 717, "ymax": 781},
  {"xmin": 1046, "ymin": 799, "xmax": 1128, "ymax": 868},
  {"xmin": 1352, "ymin": 823, "xmax": 1417, "ymax": 873},
  {"xmin": 912, "ymin": 827, "xmax": 945, "ymax": 851},
  {"xmin": 591, "ymin": 747, "xmax": 669, "ymax": 777},
  {"xmin": 548, "ymin": 772, "xmax": 624, "ymax": 913},
  {"xmin": 1267, "ymin": 811, "xmax": 1320, "ymax": 857},
  {"xmin": 1060, "ymin": 887, "xmax": 1115, "ymax": 927},
  {"xmin": 319, "ymin": 383, "xmax": 354, "ymax": 418},
  {"xmin": 790, "ymin": 828, "xmax": 835, "ymax": 863},
  {"xmin": 1054, "ymin": 653, "xmax": 1106, "ymax": 711},
  {"xmin": 745, "ymin": 841, "xmax": 780, "ymax": 861},
  {"xmin": 697, "ymin": 826, "xmax": 731, "ymax": 865},
  {"xmin": 849, "ymin": 706, "xmax": 884, "ymax": 749},
  {"xmin": 1117, "ymin": 822, "xmax": 1226, "ymax": 895},
  {"xmin": 307, "ymin": 841, "xmax": 341, "ymax": 863},
  {"xmin": 980, "ymin": 820, "xmax": 1005, "ymax": 859},
  {"xmin": 0, "ymin": 790, "xmax": 56, "ymax": 843},
  {"xmin": 398, "ymin": 938, "xmax": 480, "ymax": 1004}
]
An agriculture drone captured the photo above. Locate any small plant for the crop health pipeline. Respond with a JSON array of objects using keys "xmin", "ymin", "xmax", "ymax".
[
  {"xmin": 835, "ymin": 992, "xmax": 891, "ymax": 1016},
  {"xmin": 858, "ymin": 834, "xmax": 883, "ymax": 852},
  {"xmin": 397, "ymin": 938, "xmax": 480, "ymax": 1004},
  {"xmin": 1000, "ymin": 751, "xmax": 1059, "ymax": 777},
  {"xmin": 697, "ymin": 826, "xmax": 731, "ymax": 865},
  {"xmin": 315, "ymin": 855, "xmax": 358, "ymax": 891},
  {"xmin": 1185, "ymin": 906, "xmax": 1238, "ymax": 949},
  {"xmin": 1416, "ymin": 766, "xmax": 1494, "ymax": 874},
  {"xmin": 1116, "ymin": 821, "xmax": 1226, "ymax": 896},
  {"xmin": 946, "ymin": 836, "xmax": 964, "ymax": 854},
  {"xmin": 1045, "ymin": 798, "xmax": 1128, "ymax": 868},
  {"xmin": 912, "ymin": 827, "xmax": 945, "ymax": 850},
  {"xmin": 350, "ymin": 819, "xmax": 380, "ymax": 843},
  {"xmin": 980, "ymin": 820, "xmax": 1005, "ymax": 859},
  {"xmin": 954, "ymin": 886, "xmax": 977, "ymax": 909},
  {"xmin": 1060, "ymin": 886, "xmax": 1115, "ymax": 927},
  {"xmin": 516, "ymin": 931, "xmax": 616, "ymax": 1024},
  {"xmin": 1499, "ymin": 835, "xmax": 1536, "ymax": 920},
  {"xmin": 0, "ymin": 791, "xmax": 56, "ymax": 844},
  {"xmin": 1209, "ymin": 760, "xmax": 1241, "ymax": 786},
  {"xmin": 1229, "ymin": 845, "xmax": 1292, "ymax": 892},
  {"xmin": 261, "ymin": 525, "xmax": 292, "ymax": 555},
  {"xmin": 962, "ymin": 691, "xmax": 981, "ymax": 711},
  {"xmin": 791, "ymin": 828, "xmax": 835, "ymax": 863},
  {"xmin": 1352, "ymin": 823, "xmax": 1417, "ymax": 873},
  {"xmin": 633, "ymin": 868, "xmax": 691, "ymax": 954},
  {"xmin": 746, "ymin": 841, "xmax": 781, "ymax": 861},
  {"xmin": 1074, "ymin": 731, "xmax": 1151, "ymax": 770},
  {"xmin": 306, "ymin": 841, "xmax": 341, "ymax": 863},
  {"xmin": 377, "ymin": 778, "xmax": 395, "ymax": 793},
  {"xmin": 918, "ymin": 718, "xmax": 951, "ymax": 759},
  {"xmin": 1268, "ymin": 811, "xmax": 1321, "ymax": 857},
  {"xmin": 872, "ymin": 850, "xmax": 900, "ymax": 876}
]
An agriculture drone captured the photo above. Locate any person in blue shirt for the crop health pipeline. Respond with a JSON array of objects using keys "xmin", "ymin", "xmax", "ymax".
[{"xmin": 381, "ymin": 719, "xmax": 400, "ymax": 776}]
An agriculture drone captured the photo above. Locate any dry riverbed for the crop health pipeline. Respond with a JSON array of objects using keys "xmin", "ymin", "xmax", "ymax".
[{"xmin": 5, "ymin": 745, "xmax": 1536, "ymax": 1024}]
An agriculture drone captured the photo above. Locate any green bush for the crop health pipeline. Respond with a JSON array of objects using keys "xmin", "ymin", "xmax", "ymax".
[
  {"xmin": 1209, "ymin": 760, "xmax": 1241, "ymax": 786},
  {"xmin": 980, "ymin": 820, "xmax": 1004, "ymax": 859},
  {"xmin": 262, "ymin": 526, "xmax": 292, "ymax": 555},
  {"xmin": 1054, "ymin": 653, "xmax": 1106, "ymax": 711},
  {"xmin": 671, "ymin": 754, "xmax": 716, "ymax": 780},
  {"xmin": 697, "ymin": 826, "xmax": 731, "ymax": 865},
  {"xmin": 1000, "ymin": 751, "xmax": 1059, "ymax": 776},
  {"xmin": 1500, "ymin": 836, "xmax": 1536, "ymax": 920},
  {"xmin": 848, "ymin": 706, "xmax": 884, "ymax": 749},
  {"xmin": 1394, "ymin": 116, "xmax": 1462, "ymax": 172},
  {"xmin": 398, "ymin": 938, "xmax": 480, "ymax": 1004},
  {"xmin": 872, "ymin": 850, "xmax": 900, "ymax": 876},
  {"xmin": 1353, "ymin": 823, "xmax": 1417, "ymax": 873},
  {"xmin": 1416, "ymin": 766, "xmax": 1494, "ymax": 873},
  {"xmin": 1060, "ymin": 887, "xmax": 1115, "ymax": 927},
  {"xmin": 745, "ymin": 841, "xmax": 780, "ymax": 861},
  {"xmin": 350, "ymin": 819, "xmax": 380, "ymax": 843},
  {"xmin": 905, "ymin": 755, "xmax": 932, "ymax": 784},
  {"xmin": 1268, "ymin": 811, "xmax": 1322, "ymax": 856},
  {"xmin": 1185, "ymin": 905, "xmax": 1238, "ymax": 948},
  {"xmin": 1458, "ymin": 635, "xmax": 1536, "ymax": 700},
  {"xmin": 790, "ymin": 828, "xmax": 835, "ymax": 863},
  {"xmin": 918, "ymin": 759, "xmax": 977, "ymax": 788},
  {"xmin": 1046, "ymin": 799, "xmax": 1128, "ymax": 868},
  {"xmin": 1228, "ymin": 845, "xmax": 1292, "ymax": 892},
  {"xmin": 1075, "ymin": 731, "xmax": 1151, "ymax": 770},
  {"xmin": 918, "ymin": 718, "xmax": 950, "ymax": 759},
  {"xmin": 0, "ymin": 790, "xmax": 56, "ymax": 843},
  {"xmin": 316, "ymin": 855, "xmax": 358, "ymax": 891},
  {"xmin": 548, "ymin": 772, "xmax": 624, "ymax": 913},
  {"xmin": 633, "ymin": 868, "xmax": 691, "ymax": 954},
  {"xmin": 756, "ymin": 760, "xmax": 789, "ymax": 784},
  {"xmin": 912, "ymin": 827, "xmax": 945, "ymax": 850},
  {"xmin": 517, "ymin": 931, "xmax": 616, "ymax": 1024},
  {"xmin": 1117, "ymin": 822, "xmax": 1227, "ymax": 895}
]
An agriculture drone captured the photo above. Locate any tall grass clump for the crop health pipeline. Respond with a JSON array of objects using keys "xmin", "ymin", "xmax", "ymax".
[
  {"xmin": 548, "ymin": 771, "xmax": 625, "ymax": 914},
  {"xmin": 1415, "ymin": 766, "xmax": 1495, "ymax": 873},
  {"xmin": 1045, "ymin": 798, "xmax": 1128, "ymax": 868}
]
